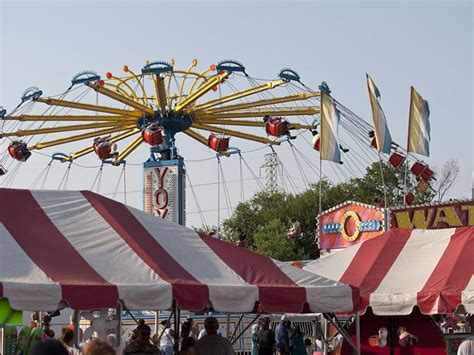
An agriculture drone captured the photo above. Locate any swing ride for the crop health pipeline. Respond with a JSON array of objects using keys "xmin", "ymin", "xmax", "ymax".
[
  {"xmin": 0, "ymin": 59, "xmax": 321, "ymax": 224},
  {"xmin": 0, "ymin": 59, "xmax": 435, "ymax": 227}
]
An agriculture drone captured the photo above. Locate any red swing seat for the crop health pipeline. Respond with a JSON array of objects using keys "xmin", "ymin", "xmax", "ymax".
[
  {"xmin": 410, "ymin": 162, "xmax": 434, "ymax": 182},
  {"xmin": 8, "ymin": 141, "xmax": 31, "ymax": 162},
  {"xmin": 405, "ymin": 192, "xmax": 415, "ymax": 205},
  {"xmin": 142, "ymin": 125, "xmax": 163, "ymax": 146},
  {"xmin": 93, "ymin": 141, "xmax": 112, "ymax": 160},
  {"xmin": 388, "ymin": 152, "xmax": 405, "ymax": 168},
  {"xmin": 265, "ymin": 118, "xmax": 289, "ymax": 137},
  {"xmin": 208, "ymin": 134, "xmax": 230, "ymax": 152}
]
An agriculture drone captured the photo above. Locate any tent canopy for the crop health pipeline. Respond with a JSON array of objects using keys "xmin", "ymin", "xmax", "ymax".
[
  {"xmin": 304, "ymin": 227, "xmax": 474, "ymax": 315},
  {"xmin": 0, "ymin": 188, "xmax": 356, "ymax": 314}
]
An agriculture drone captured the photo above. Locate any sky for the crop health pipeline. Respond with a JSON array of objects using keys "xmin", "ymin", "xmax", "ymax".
[{"xmin": 1, "ymin": 0, "xmax": 472, "ymax": 229}]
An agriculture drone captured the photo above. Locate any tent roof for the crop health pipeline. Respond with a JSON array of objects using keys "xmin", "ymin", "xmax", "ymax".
[
  {"xmin": 304, "ymin": 227, "xmax": 474, "ymax": 315},
  {"xmin": 0, "ymin": 188, "xmax": 356, "ymax": 313}
]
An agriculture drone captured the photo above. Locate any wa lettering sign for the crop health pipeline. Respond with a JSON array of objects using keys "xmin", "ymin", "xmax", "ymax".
[{"xmin": 390, "ymin": 200, "xmax": 474, "ymax": 229}]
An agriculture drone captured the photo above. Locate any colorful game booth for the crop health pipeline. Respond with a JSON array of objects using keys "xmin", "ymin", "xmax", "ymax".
[{"xmin": 310, "ymin": 200, "xmax": 474, "ymax": 354}]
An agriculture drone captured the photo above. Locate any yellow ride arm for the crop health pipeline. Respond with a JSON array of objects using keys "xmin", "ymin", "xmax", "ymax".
[
  {"xmin": 203, "ymin": 92, "xmax": 320, "ymax": 114},
  {"xmin": 4, "ymin": 115, "xmax": 137, "ymax": 122},
  {"xmin": 192, "ymin": 123, "xmax": 279, "ymax": 145},
  {"xmin": 174, "ymin": 71, "xmax": 230, "ymax": 112},
  {"xmin": 194, "ymin": 107, "xmax": 319, "ymax": 119},
  {"xmin": 192, "ymin": 80, "xmax": 286, "ymax": 111},
  {"xmin": 35, "ymin": 97, "xmax": 143, "ymax": 118},
  {"xmin": 64, "ymin": 128, "xmax": 140, "ymax": 161},
  {"xmin": 29, "ymin": 125, "xmax": 135, "ymax": 150},
  {"xmin": 88, "ymin": 82, "xmax": 155, "ymax": 115},
  {"xmin": 0, "ymin": 122, "xmax": 133, "ymax": 138}
]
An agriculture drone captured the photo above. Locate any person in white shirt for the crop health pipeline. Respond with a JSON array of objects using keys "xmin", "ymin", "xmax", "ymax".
[
  {"xmin": 60, "ymin": 327, "xmax": 80, "ymax": 355},
  {"xmin": 457, "ymin": 316, "xmax": 474, "ymax": 355},
  {"xmin": 160, "ymin": 320, "xmax": 175, "ymax": 355},
  {"xmin": 193, "ymin": 317, "xmax": 234, "ymax": 355}
]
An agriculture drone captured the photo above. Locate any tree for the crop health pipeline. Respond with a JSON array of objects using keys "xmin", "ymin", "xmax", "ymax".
[
  {"xmin": 214, "ymin": 161, "xmax": 439, "ymax": 261},
  {"xmin": 432, "ymin": 159, "xmax": 460, "ymax": 202}
]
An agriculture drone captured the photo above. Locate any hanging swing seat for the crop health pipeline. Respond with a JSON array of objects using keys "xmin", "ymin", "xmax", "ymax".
[
  {"xmin": 142, "ymin": 125, "xmax": 163, "ymax": 146},
  {"xmin": 208, "ymin": 133, "xmax": 229, "ymax": 153},
  {"xmin": 388, "ymin": 152, "xmax": 405, "ymax": 168},
  {"xmin": 312, "ymin": 134, "xmax": 320, "ymax": 151},
  {"xmin": 416, "ymin": 179, "xmax": 430, "ymax": 192},
  {"xmin": 8, "ymin": 141, "xmax": 31, "ymax": 162},
  {"xmin": 93, "ymin": 137, "xmax": 112, "ymax": 161},
  {"xmin": 410, "ymin": 162, "xmax": 433, "ymax": 182},
  {"xmin": 265, "ymin": 117, "xmax": 289, "ymax": 137},
  {"xmin": 370, "ymin": 137, "xmax": 377, "ymax": 149},
  {"xmin": 405, "ymin": 192, "xmax": 415, "ymax": 205}
]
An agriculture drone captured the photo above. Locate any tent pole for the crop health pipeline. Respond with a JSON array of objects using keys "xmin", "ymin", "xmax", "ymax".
[
  {"xmin": 229, "ymin": 313, "xmax": 244, "ymax": 343},
  {"xmin": 0, "ymin": 326, "xmax": 4, "ymax": 355},
  {"xmin": 155, "ymin": 310, "xmax": 159, "ymax": 335},
  {"xmin": 226, "ymin": 313, "xmax": 230, "ymax": 338},
  {"xmin": 355, "ymin": 311, "xmax": 361, "ymax": 355},
  {"xmin": 389, "ymin": 316, "xmax": 394, "ymax": 355},
  {"xmin": 322, "ymin": 315, "xmax": 328, "ymax": 355},
  {"xmin": 231, "ymin": 314, "xmax": 259, "ymax": 345},
  {"xmin": 173, "ymin": 301, "xmax": 180, "ymax": 355}
]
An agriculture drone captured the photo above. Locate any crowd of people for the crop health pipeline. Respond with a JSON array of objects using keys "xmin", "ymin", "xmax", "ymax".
[
  {"xmin": 251, "ymin": 315, "xmax": 322, "ymax": 355},
  {"xmin": 21, "ymin": 316, "xmax": 237, "ymax": 355}
]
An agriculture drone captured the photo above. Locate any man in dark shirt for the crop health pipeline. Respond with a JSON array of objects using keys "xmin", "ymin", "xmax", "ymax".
[
  {"xmin": 256, "ymin": 319, "xmax": 275, "ymax": 355},
  {"xmin": 275, "ymin": 315, "xmax": 290, "ymax": 355},
  {"xmin": 123, "ymin": 324, "xmax": 160, "ymax": 355}
]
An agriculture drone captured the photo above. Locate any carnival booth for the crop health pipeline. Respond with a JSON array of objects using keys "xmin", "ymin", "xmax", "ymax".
[
  {"xmin": 0, "ymin": 188, "xmax": 359, "ymax": 352},
  {"xmin": 304, "ymin": 227, "xmax": 474, "ymax": 354}
]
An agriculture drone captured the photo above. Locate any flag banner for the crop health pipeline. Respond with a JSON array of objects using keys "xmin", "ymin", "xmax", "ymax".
[
  {"xmin": 320, "ymin": 92, "xmax": 341, "ymax": 163},
  {"xmin": 407, "ymin": 86, "xmax": 431, "ymax": 156},
  {"xmin": 366, "ymin": 74, "xmax": 392, "ymax": 154}
]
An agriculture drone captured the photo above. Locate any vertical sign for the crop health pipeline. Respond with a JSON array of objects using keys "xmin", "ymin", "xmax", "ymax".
[{"xmin": 144, "ymin": 159, "xmax": 186, "ymax": 225}]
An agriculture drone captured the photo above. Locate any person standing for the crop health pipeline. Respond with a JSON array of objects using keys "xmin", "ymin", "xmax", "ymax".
[
  {"xmin": 179, "ymin": 337, "xmax": 195, "ymax": 355},
  {"xmin": 256, "ymin": 319, "xmax": 275, "ymax": 355},
  {"xmin": 457, "ymin": 316, "xmax": 474, "ymax": 355},
  {"xmin": 60, "ymin": 328, "xmax": 80, "ymax": 355},
  {"xmin": 123, "ymin": 324, "xmax": 160, "ymax": 355},
  {"xmin": 193, "ymin": 317, "xmax": 234, "ymax": 355},
  {"xmin": 276, "ymin": 315, "xmax": 290, "ymax": 355},
  {"xmin": 251, "ymin": 324, "xmax": 261, "ymax": 355},
  {"xmin": 289, "ymin": 325, "xmax": 305, "ymax": 355},
  {"xmin": 159, "ymin": 321, "xmax": 174, "ymax": 355}
]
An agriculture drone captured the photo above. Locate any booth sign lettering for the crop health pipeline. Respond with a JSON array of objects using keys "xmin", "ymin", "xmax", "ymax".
[{"xmin": 390, "ymin": 201, "xmax": 474, "ymax": 229}]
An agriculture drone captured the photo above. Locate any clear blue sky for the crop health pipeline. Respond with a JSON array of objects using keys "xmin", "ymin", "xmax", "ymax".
[{"xmin": 1, "ymin": 1, "xmax": 472, "ymax": 228}]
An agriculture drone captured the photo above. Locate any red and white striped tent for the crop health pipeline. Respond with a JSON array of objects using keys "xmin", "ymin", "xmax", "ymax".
[
  {"xmin": 304, "ymin": 227, "xmax": 474, "ymax": 315},
  {"xmin": 0, "ymin": 188, "xmax": 356, "ymax": 314}
]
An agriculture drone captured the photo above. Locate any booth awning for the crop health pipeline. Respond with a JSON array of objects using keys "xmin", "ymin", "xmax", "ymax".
[
  {"xmin": 0, "ymin": 188, "xmax": 356, "ymax": 313},
  {"xmin": 304, "ymin": 227, "xmax": 474, "ymax": 315}
]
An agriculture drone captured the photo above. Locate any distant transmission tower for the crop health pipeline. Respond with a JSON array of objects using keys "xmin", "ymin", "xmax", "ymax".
[{"xmin": 261, "ymin": 151, "xmax": 281, "ymax": 194}]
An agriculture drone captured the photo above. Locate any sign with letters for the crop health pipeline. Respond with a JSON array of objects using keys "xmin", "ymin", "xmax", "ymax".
[
  {"xmin": 390, "ymin": 200, "xmax": 474, "ymax": 229},
  {"xmin": 144, "ymin": 160, "xmax": 186, "ymax": 225}
]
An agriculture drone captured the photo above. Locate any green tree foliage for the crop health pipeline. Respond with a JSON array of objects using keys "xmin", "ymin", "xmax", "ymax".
[{"xmin": 217, "ymin": 161, "xmax": 436, "ymax": 261}]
